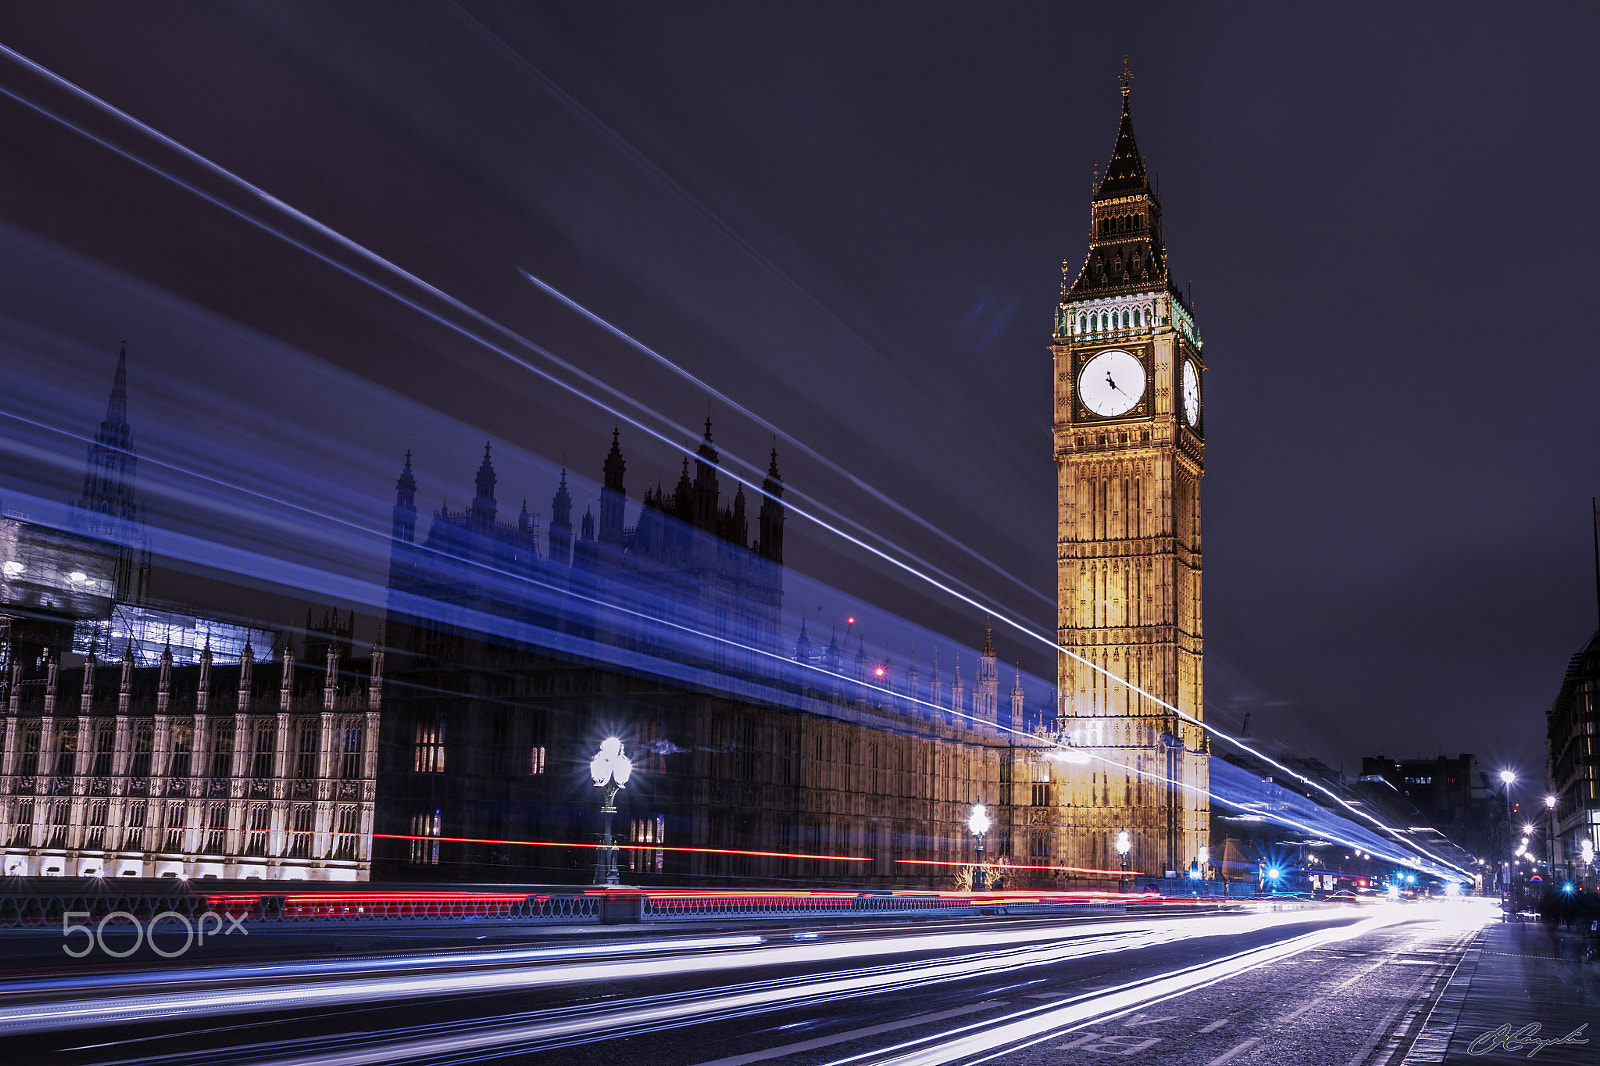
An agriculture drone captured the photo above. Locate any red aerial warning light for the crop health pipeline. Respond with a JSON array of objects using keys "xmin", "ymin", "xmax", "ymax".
[
  {"xmin": 847, "ymin": 616, "xmax": 856, "ymax": 625},
  {"xmin": 874, "ymin": 666, "xmax": 886, "ymax": 678}
]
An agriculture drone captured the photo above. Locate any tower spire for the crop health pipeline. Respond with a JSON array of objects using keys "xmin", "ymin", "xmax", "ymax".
[
  {"xmin": 107, "ymin": 341, "xmax": 129, "ymax": 422},
  {"xmin": 72, "ymin": 341, "xmax": 150, "ymax": 601},
  {"xmin": 1061, "ymin": 70, "xmax": 1165, "ymax": 303},
  {"xmin": 471, "ymin": 441, "xmax": 497, "ymax": 523},
  {"xmin": 600, "ymin": 428, "xmax": 626, "ymax": 546}
]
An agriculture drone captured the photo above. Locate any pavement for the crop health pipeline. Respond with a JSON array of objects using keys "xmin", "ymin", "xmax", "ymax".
[{"xmin": 1403, "ymin": 914, "xmax": 1600, "ymax": 1064}]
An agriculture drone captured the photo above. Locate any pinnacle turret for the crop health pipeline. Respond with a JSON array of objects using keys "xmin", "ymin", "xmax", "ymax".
[{"xmin": 471, "ymin": 441, "xmax": 497, "ymax": 523}]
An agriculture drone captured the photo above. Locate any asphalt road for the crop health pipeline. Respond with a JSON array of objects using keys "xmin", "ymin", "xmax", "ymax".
[{"xmin": 1, "ymin": 899, "xmax": 1494, "ymax": 1065}]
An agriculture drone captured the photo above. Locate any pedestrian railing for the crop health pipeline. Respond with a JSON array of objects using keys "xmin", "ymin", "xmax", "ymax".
[{"xmin": 0, "ymin": 886, "xmax": 1165, "ymax": 930}]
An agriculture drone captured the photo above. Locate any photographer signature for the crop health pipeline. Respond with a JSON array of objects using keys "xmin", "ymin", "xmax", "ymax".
[{"xmin": 1468, "ymin": 1022, "xmax": 1588, "ymax": 1058}]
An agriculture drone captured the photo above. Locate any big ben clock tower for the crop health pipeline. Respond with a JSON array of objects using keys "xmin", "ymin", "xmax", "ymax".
[{"xmin": 1049, "ymin": 66, "xmax": 1207, "ymax": 881}]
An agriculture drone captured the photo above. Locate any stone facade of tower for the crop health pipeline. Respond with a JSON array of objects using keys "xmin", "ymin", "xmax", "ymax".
[{"xmin": 1049, "ymin": 76, "xmax": 1208, "ymax": 880}]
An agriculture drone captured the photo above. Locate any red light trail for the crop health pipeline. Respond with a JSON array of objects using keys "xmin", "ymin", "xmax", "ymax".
[{"xmin": 371, "ymin": 832, "xmax": 872, "ymax": 862}]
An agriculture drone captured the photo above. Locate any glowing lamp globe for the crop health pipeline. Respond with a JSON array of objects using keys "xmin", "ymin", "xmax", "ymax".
[
  {"xmin": 1116, "ymin": 830, "xmax": 1131, "ymax": 856},
  {"xmin": 1499, "ymin": 770, "xmax": 1515, "ymax": 785},
  {"xmin": 968, "ymin": 803, "xmax": 990, "ymax": 837},
  {"xmin": 590, "ymin": 737, "xmax": 632, "ymax": 788},
  {"xmin": 1545, "ymin": 795, "xmax": 1557, "ymax": 809},
  {"xmin": 1198, "ymin": 845, "xmax": 1209, "ymax": 867},
  {"xmin": 1583, "ymin": 840, "xmax": 1594, "ymax": 864}
]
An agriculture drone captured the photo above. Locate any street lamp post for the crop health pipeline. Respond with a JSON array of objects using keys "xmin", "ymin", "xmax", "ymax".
[
  {"xmin": 1544, "ymin": 795, "xmax": 1558, "ymax": 880},
  {"xmin": 590, "ymin": 737, "xmax": 633, "ymax": 886},
  {"xmin": 968, "ymin": 803, "xmax": 991, "ymax": 891},
  {"xmin": 1116, "ymin": 830, "xmax": 1131, "ymax": 893},
  {"xmin": 1498, "ymin": 770, "xmax": 1516, "ymax": 905}
]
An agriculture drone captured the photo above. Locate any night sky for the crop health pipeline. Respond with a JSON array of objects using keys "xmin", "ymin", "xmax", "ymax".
[{"xmin": 0, "ymin": 3, "xmax": 1595, "ymax": 786}]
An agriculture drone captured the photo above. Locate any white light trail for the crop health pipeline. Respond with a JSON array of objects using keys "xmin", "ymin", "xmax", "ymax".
[
  {"xmin": 0, "ymin": 910, "xmax": 1345, "ymax": 1040},
  {"xmin": 831, "ymin": 906, "xmax": 1490, "ymax": 1066}
]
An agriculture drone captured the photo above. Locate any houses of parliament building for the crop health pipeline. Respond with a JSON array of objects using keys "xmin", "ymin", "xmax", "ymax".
[{"xmin": 0, "ymin": 74, "xmax": 1207, "ymax": 886}]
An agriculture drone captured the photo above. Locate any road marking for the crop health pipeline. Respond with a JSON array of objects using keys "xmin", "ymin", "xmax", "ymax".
[
  {"xmin": 688, "ymin": 1001, "xmax": 1004, "ymax": 1066},
  {"xmin": 1199, "ymin": 1018, "xmax": 1230, "ymax": 1032},
  {"xmin": 861, "ymin": 913, "xmax": 1419, "ymax": 1066},
  {"xmin": 1340, "ymin": 967, "xmax": 1438, "ymax": 1066},
  {"xmin": 1204, "ymin": 1037, "xmax": 1261, "ymax": 1065}
]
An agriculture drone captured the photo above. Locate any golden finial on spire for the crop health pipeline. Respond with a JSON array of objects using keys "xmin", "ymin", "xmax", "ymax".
[{"xmin": 1120, "ymin": 55, "xmax": 1133, "ymax": 98}]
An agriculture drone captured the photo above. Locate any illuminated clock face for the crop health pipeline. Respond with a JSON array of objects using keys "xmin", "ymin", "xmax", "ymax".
[
  {"xmin": 1078, "ymin": 349, "xmax": 1145, "ymax": 417},
  {"xmin": 1182, "ymin": 360, "xmax": 1200, "ymax": 427}
]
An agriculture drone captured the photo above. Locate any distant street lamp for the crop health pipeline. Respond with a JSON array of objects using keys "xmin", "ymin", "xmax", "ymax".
[
  {"xmin": 1198, "ymin": 845, "xmax": 1209, "ymax": 882},
  {"xmin": 968, "ymin": 803, "xmax": 991, "ymax": 891},
  {"xmin": 590, "ymin": 737, "xmax": 632, "ymax": 886},
  {"xmin": 1116, "ymin": 830, "xmax": 1131, "ymax": 892}
]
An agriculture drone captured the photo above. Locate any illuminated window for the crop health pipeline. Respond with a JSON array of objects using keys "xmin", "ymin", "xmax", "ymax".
[
  {"xmin": 410, "ymin": 809, "xmax": 441, "ymax": 865},
  {"xmin": 245, "ymin": 803, "xmax": 270, "ymax": 856},
  {"xmin": 294, "ymin": 720, "xmax": 318, "ymax": 779},
  {"xmin": 130, "ymin": 722, "xmax": 153, "ymax": 779},
  {"xmin": 164, "ymin": 802, "xmax": 187, "ymax": 852},
  {"xmin": 84, "ymin": 800, "xmax": 108, "ymax": 851},
  {"xmin": 288, "ymin": 804, "xmax": 315, "ymax": 858},
  {"xmin": 47, "ymin": 800, "xmax": 70, "ymax": 848},
  {"xmin": 17, "ymin": 723, "xmax": 40, "ymax": 776},
  {"xmin": 122, "ymin": 802, "xmax": 146, "ymax": 850},
  {"xmin": 529, "ymin": 746, "xmax": 546, "ymax": 775},
  {"xmin": 93, "ymin": 721, "xmax": 116, "ymax": 777},
  {"xmin": 207, "ymin": 720, "xmax": 233, "ymax": 778},
  {"xmin": 168, "ymin": 722, "xmax": 191, "ymax": 778},
  {"xmin": 340, "ymin": 721, "xmax": 364, "ymax": 779},
  {"xmin": 250, "ymin": 722, "xmax": 275, "ymax": 779},
  {"xmin": 9, "ymin": 800, "xmax": 32, "ymax": 847},
  {"xmin": 203, "ymin": 803, "xmax": 227, "ymax": 854},
  {"xmin": 413, "ymin": 717, "xmax": 445, "ymax": 773},
  {"xmin": 333, "ymin": 804, "xmax": 361, "ymax": 860}
]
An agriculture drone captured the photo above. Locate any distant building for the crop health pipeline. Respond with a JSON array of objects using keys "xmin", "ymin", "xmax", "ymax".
[
  {"xmin": 0, "ymin": 348, "xmax": 383, "ymax": 880},
  {"xmin": 377, "ymin": 423, "xmax": 1030, "ymax": 887},
  {"xmin": 0, "ymin": 629, "xmax": 380, "ymax": 880},
  {"xmin": 1546, "ymin": 628, "xmax": 1600, "ymax": 877},
  {"xmin": 2, "ymin": 352, "xmax": 1062, "ymax": 888},
  {"xmin": 1359, "ymin": 753, "xmax": 1489, "ymax": 857}
]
